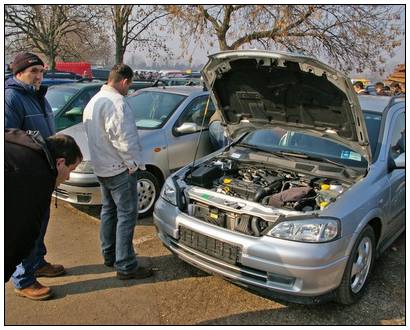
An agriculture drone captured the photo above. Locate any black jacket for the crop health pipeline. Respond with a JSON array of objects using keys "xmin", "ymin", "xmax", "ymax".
[{"xmin": 4, "ymin": 129, "xmax": 57, "ymax": 281}]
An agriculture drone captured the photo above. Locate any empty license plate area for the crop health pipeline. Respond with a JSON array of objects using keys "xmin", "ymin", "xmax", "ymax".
[{"xmin": 179, "ymin": 226, "xmax": 241, "ymax": 265}]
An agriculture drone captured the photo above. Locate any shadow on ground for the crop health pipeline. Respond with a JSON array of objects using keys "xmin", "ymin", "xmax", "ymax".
[{"xmin": 51, "ymin": 254, "xmax": 209, "ymax": 300}]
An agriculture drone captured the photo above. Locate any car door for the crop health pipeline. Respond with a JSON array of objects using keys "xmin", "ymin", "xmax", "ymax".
[
  {"xmin": 386, "ymin": 110, "xmax": 405, "ymax": 234},
  {"xmin": 55, "ymin": 87, "xmax": 100, "ymax": 131},
  {"xmin": 167, "ymin": 95, "xmax": 216, "ymax": 171}
]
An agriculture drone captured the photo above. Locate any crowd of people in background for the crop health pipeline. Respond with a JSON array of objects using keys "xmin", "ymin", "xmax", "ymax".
[{"xmin": 353, "ymin": 80, "xmax": 405, "ymax": 96}]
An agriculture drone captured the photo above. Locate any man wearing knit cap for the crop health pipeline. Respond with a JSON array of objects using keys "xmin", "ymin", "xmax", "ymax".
[{"xmin": 5, "ymin": 52, "xmax": 64, "ymax": 300}]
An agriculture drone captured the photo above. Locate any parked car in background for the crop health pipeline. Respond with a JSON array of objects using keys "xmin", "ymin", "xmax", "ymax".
[
  {"xmin": 46, "ymin": 81, "xmax": 153, "ymax": 131},
  {"xmin": 91, "ymin": 68, "xmax": 111, "ymax": 81},
  {"xmin": 365, "ymin": 84, "xmax": 377, "ymax": 96},
  {"xmin": 153, "ymin": 50, "xmax": 405, "ymax": 305},
  {"xmin": 55, "ymin": 86, "xmax": 216, "ymax": 217},
  {"xmin": 153, "ymin": 77, "xmax": 202, "ymax": 87}
]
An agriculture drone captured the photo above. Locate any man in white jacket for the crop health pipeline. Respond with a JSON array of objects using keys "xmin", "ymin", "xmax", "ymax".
[{"xmin": 83, "ymin": 64, "xmax": 152, "ymax": 280}]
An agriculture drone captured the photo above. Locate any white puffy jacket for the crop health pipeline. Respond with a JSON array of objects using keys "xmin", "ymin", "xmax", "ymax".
[{"xmin": 83, "ymin": 85, "xmax": 145, "ymax": 177}]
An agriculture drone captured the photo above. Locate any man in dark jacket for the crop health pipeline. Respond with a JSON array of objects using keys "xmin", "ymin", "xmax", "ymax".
[
  {"xmin": 5, "ymin": 53, "xmax": 62, "ymax": 298},
  {"xmin": 5, "ymin": 129, "xmax": 82, "ymax": 300}
]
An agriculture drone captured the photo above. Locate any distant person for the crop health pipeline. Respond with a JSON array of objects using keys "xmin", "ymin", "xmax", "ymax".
[
  {"xmin": 5, "ymin": 129, "xmax": 82, "ymax": 299},
  {"xmin": 375, "ymin": 82, "xmax": 389, "ymax": 96},
  {"xmin": 83, "ymin": 64, "xmax": 153, "ymax": 280},
  {"xmin": 390, "ymin": 82, "xmax": 404, "ymax": 96},
  {"xmin": 5, "ymin": 52, "xmax": 67, "ymax": 299},
  {"xmin": 399, "ymin": 82, "xmax": 405, "ymax": 94},
  {"xmin": 353, "ymin": 81, "xmax": 368, "ymax": 95}
]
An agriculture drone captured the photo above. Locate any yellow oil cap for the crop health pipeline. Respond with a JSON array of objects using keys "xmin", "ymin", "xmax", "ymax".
[
  {"xmin": 321, "ymin": 184, "xmax": 330, "ymax": 190},
  {"xmin": 320, "ymin": 201, "xmax": 329, "ymax": 208},
  {"xmin": 223, "ymin": 178, "xmax": 232, "ymax": 184}
]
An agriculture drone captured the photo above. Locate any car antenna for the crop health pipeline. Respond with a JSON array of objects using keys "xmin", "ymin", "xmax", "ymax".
[{"xmin": 188, "ymin": 78, "xmax": 216, "ymax": 178}]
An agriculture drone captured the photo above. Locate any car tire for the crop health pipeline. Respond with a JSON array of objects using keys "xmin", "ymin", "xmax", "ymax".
[
  {"xmin": 136, "ymin": 170, "xmax": 161, "ymax": 218},
  {"xmin": 335, "ymin": 225, "xmax": 375, "ymax": 305}
]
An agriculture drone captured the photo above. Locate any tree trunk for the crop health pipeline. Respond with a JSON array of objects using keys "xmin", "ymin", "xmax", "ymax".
[
  {"xmin": 47, "ymin": 52, "xmax": 56, "ymax": 71},
  {"xmin": 115, "ymin": 37, "xmax": 125, "ymax": 64}
]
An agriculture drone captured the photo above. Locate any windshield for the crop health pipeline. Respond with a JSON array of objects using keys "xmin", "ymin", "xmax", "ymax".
[
  {"xmin": 126, "ymin": 91, "xmax": 186, "ymax": 128},
  {"xmin": 240, "ymin": 127, "xmax": 368, "ymax": 167},
  {"xmin": 363, "ymin": 111, "xmax": 382, "ymax": 157},
  {"xmin": 45, "ymin": 87, "xmax": 79, "ymax": 113}
]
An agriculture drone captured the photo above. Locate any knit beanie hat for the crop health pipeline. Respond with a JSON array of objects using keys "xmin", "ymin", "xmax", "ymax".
[{"xmin": 12, "ymin": 52, "xmax": 44, "ymax": 75}]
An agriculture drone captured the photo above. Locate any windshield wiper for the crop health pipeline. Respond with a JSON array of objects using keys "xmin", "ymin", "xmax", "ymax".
[
  {"xmin": 236, "ymin": 143, "xmax": 294, "ymax": 161},
  {"xmin": 279, "ymin": 151, "xmax": 347, "ymax": 168}
]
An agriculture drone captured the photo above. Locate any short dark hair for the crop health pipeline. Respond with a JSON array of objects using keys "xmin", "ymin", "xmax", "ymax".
[
  {"xmin": 353, "ymin": 81, "xmax": 364, "ymax": 89},
  {"xmin": 375, "ymin": 82, "xmax": 384, "ymax": 88},
  {"xmin": 46, "ymin": 134, "xmax": 83, "ymax": 166},
  {"xmin": 108, "ymin": 64, "xmax": 133, "ymax": 83}
]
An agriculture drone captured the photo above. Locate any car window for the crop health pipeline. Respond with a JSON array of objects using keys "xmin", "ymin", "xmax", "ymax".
[
  {"xmin": 69, "ymin": 88, "xmax": 98, "ymax": 111},
  {"xmin": 363, "ymin": 112, "xmax": 382, "ymax": 157},
  {"xmin": 176, "ymin": 96, "xmax": 216, "ymax": 129},
  {"xmin": 46, "ymin": 87, "xmax": 79, "ymax": 112},
  {"xmin": 389, "ymin": 112, "xmax": 405, "ymax": 160},
  {"xmin": 242, "ymin": 128, "xmax": 368, "ymax": 167},
  {"xmin": 127, "ymin": 91, "xmax": 186, "ymax": 129}
]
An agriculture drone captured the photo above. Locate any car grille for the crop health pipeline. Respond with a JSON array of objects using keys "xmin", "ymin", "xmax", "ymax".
[
  {"xmin": 188, "ymin": 201, "xmax": 270, "ymax": 237},
  {"xmin": 54, "ymin": 188, "xmax": 92, "ymax": 203},
  {"xmin": 168, "ymin": 232, "xmax": 268, "ymax": 283},
  {"xmin": 179, "ymin": 226, "xmax": 241, "ymax": 265},
  {"xmin": 55, "ymin": 188, "xmax": 69, "ymax": 199}
]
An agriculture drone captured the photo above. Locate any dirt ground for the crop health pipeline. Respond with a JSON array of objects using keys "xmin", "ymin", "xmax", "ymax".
[{"xmin": 4, "ymin": 201, "xmax": 405, "ymax": 325}]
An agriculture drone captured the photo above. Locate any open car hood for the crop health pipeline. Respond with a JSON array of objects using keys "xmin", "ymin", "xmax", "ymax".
[{"xmin": 201, "ymin": 50, "xmax": 371, "ymax": 163}]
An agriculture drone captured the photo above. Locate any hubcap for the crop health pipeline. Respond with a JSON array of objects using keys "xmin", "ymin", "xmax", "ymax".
[
  {"xmin": 350, "ymin": 236, "xmax": 372, "ymax": 293},
  {"xmin": 137, "ymin": 179, "xmax": 156, "ymax": 214}
]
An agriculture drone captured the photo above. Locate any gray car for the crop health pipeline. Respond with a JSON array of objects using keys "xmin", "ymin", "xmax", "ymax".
[
  {"xmin": 153, "ymin": 50, "xmax": 405, "ymax": 304},
  {"xmin": 55, "ymin": 86, "xmax": 216, "ymax": 217}
]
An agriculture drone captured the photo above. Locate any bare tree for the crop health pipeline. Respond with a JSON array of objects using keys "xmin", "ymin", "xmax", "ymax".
[
  {"xmin": 165, "ymin": 5, "xmax": 403, "ymax": 73},
  {"xmin": 5, "ymin": 5, "xmax": 106, "ymax": 70},
  {"xmin": 109, "ymin": 5, "xmax": 170, "ymax": 64}
]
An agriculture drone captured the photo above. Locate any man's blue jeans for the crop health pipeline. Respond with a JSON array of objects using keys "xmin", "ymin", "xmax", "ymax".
[
  {"xmin": 97, "ymin": 170, "xmax": 138, "ymax": 273},
  {"xmin": 11, "ymin": 208, "xmax": 50, "ymax": 289}
]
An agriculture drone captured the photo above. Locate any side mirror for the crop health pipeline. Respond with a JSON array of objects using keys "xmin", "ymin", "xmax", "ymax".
[
  {"xmin": 393, "ymin": 152, "xmax": 405, "ymax": 169},
  {"xmin": 175, "ymin": 122, "xmax": 199, "ymax": 134},
  {"xmin": 64, "ymin": 107, "xmax": 83, "ymax": 117}
]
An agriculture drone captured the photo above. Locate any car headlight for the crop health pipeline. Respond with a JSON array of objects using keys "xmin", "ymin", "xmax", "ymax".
[
  {"xmin": 72, "ymin": 160, "xmax": 94, "ymax": 174},
  {"xmin": 269, "ymin": 218, "xmax": 340, "ymax": 243},
  {"xmin": 160, "ymin": 177, "xmax": 177, "ymax": 206}
]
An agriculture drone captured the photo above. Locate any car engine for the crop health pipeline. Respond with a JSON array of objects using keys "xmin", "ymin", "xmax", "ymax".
[{"xmin": 183, "ymin": 157, "xmax": 347, "ymax": 236}]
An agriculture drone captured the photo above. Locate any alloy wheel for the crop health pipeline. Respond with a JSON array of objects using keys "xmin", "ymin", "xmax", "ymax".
[
  {"xmin": 137, "ymin": 178, "xmax": 156, "ymax": 214},
  {"xmin": 350, "ymin": 236, "xmax": 373, "ymax": 293}
]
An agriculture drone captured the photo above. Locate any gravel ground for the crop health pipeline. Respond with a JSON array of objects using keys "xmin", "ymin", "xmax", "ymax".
[{"xmin": 4, "ymin": 202, "xmax": 405, "ymax": 325}]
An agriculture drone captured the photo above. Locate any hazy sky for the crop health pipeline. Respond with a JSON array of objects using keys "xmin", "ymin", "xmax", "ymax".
[{"xmin": 125, "ymin": 4, "xmax": 405, "ymax": 78}]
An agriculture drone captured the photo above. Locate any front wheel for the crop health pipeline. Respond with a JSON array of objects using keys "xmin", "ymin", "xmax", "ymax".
[
  {"xmin": 336, "ymin": 225, "xmax": 375, "ymax": 305},
  {"xmin": 136, "ymin": 170, "xmax": 161, "ymax": 218}
]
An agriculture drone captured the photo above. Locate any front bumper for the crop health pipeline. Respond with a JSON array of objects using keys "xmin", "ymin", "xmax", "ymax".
[
  {"xmin": 153, "ymin": 197, "xmax": 350, "ymax": 299},
  {"xmin": 54, "ymin": 172, "xmax": 102, "ymax": 205}
]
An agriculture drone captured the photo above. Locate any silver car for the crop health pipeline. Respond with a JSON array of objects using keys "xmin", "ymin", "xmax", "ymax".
[
  {"xmin": 153, "ymin": 50, "xmax": 405, "ymax": 304},
  {"xmin": 56, "ymin": 86, "xmax": 216, "ymax": 217}
]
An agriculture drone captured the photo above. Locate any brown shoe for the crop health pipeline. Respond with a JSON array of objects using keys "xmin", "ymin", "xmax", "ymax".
[
  {"xmin": 14, "ymin": 281, "xmax": 52, "ymax": 300},
  {"xmin": 117, "ymin": 266, "xmax": 153, "ymax": 280},
  {"xmin": 34, "ymin": 263, "xmax": 66, "ymax": 277}
]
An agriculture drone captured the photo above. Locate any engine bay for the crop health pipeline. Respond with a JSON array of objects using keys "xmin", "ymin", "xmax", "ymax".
[{"xmin": 182, "ymin": 156, "xmax": 348, "ymax": 236}]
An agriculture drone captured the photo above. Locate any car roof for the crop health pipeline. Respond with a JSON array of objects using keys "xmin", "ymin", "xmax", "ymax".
[
  {"xmin": 130, "ymin": 85, "xmax": 205, "ymax": 96},
  {"xmin": 47, "ymin": 82, "xmax": 104, "ymax": 90},
  {"xmin": 358, "ymin": 95, "xmax": 403, "ymax": 114}
]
